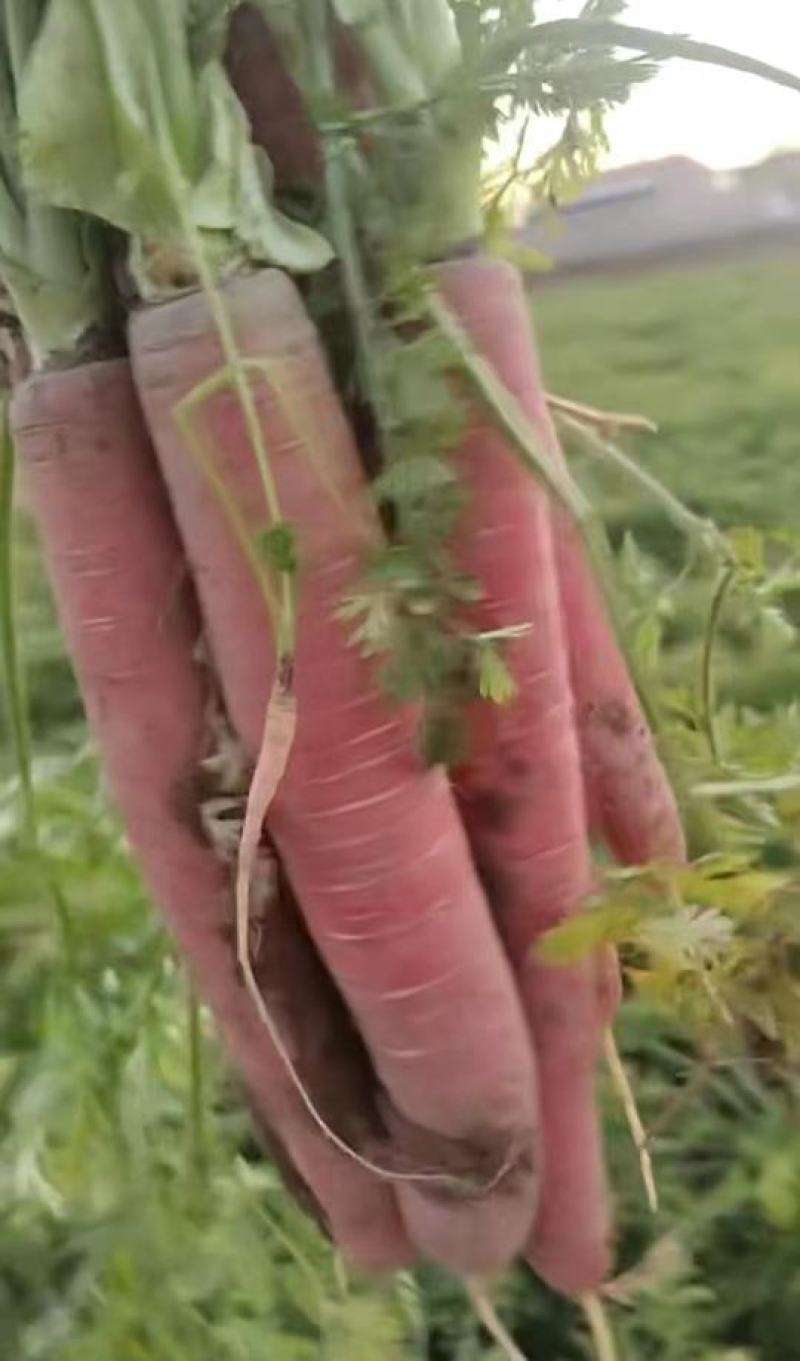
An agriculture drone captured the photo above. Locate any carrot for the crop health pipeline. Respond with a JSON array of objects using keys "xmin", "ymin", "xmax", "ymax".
[
  {"xmin": 224, "ymin": 4, "xmax": 322, "ymax": 192},
  {"xmin": 433, "ymin": 256, "xmax": 614, "ymax": 1294},
  {"xmin": 11, "ymin": 357, "xmax": 413, "ymax": 1272},
  {"xmin": 467, "ymin": 277, "xmax": 685, "ymax": 868},
  {"xmin": 224, "ymin": 4, "xmax": 370, "ymax": 192},
  {"xmin": 128, "ymin": 266, "xmax": 539, "ymax": 1275},
  {"xmin": 552, "ymin": 489, "xmax": 686, "ymax": 867}
]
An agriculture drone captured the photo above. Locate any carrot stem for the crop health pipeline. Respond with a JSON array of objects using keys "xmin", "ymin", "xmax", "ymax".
[
  {"xmin": 554, "ymin": 410, "xmax": 728, "ymax": 560},
  {"xmin": 0, "ymin": 400, "xmax": 36, "ymax": 846},
  {"xmin": 426, "ymin": 288, "xmax": 655, "ymax": 725},
  {"xmin": 546, "ymin": 393, "xmax": 657, "ymax": 436},
  {"xmin": 177, "ymin": 200, "xmax": 296, "ymax": 657},
  {"xmin": 310, "ymin": 0, "xmax": 392, "ymax": 444},
  {"xmin": 701, "ymin": 565, "xmax": 737, "ymax": 767},
  {"xmin": 603, "ymin": 1029, "xmax": 658, "ymax": 1214},
  {"xmin": 465, "ymin": 1280, "xmax": 532, "ymax": 1361},
  {"xmin": 580, "ymin": 1291, "xmax": 620, "ymax": 1361},
  {"xmin": 174, "ymin": 391, "xmax": 279, "ymax": 626},
  {"xmin": 186, "ymin": 981, "xmax": 209, "ymax": 1198},
  {"xmin": 692, "ymin": 772, "xmax": 800, "ymax": 800},
  {"xmin": 256, "ymin": 1200, "xmax": 327, "ymax": 1314}
]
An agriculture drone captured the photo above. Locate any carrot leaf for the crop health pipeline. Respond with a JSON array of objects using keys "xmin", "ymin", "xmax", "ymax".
[
  {"xmin": 0, "ymin": 2, "xmax": 109, "ymax": 360},
  {"xmin": 257, "ymin": 521, "xmax": 298, "ymax": 576},
  {"xmin": 18, "ymin": 0, "xmax": 333, "ymax": 292}
]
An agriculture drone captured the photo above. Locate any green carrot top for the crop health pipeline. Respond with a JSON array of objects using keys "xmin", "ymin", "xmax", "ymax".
[
  {"xmin": 17, "ymin": 0, "xmax": 333, "ymax": 305},
  {"xmin": 0, "ymin": 0, "xmax": 109, "ymax": 365}
]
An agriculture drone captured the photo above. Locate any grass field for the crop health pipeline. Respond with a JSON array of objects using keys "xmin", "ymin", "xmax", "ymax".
[
  {"xmin": 533, "ymin": 249, "xmax": 800, "ymax": 709},
  {"xmin": 533, "ymin": 250, "xmax": 800, "ymax": 537},
  {"xmin": 2, "ymin": 249, "xmax": 799, "ymax": 1359}
]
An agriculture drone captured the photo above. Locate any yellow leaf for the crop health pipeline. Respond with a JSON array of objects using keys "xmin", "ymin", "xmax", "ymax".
[
  {"xmin": 536, "ymin": 902, "xmax": 638, "ymax": 964},
  {"xmin": 726, "ymin": 525, "xmax": 765, "ymax": 576},
  {"xmin": 684, "ymin": 869, "xmax": 786, "ymax": 917}
]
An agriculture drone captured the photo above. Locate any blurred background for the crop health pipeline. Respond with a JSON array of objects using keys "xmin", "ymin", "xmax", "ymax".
[{"xmin": 2, "ymin": 4, "xmax": 799, "ymax": 1358}]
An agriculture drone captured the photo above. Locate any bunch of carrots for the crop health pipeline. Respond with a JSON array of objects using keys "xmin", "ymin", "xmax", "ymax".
[{"xmin": 3, "ymin": 0, "xmax": 795, "ymax": 1342}]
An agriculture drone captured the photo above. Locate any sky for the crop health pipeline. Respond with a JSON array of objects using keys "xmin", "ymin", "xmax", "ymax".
[{"xmin": 533, "ymin": 0, "xmax": 800, "ymax": 170}]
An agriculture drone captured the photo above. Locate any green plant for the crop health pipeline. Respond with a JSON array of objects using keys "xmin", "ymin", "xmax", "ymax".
[{"xmin": 3, "ymin": 2, "xmax": 800, "ymax": 1357}]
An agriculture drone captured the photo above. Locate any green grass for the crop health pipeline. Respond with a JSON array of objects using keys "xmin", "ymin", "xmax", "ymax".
[
  {"xmin": 2, "ymin": 249, "xmax": 800, "ymax": 1359},
  {"xmin": 533, "ymin": 251, "xmax": 800, "ymax": 537},
  {"xmin": 531, "ymin": 250, "xmax": 800, "ymax": 710}
]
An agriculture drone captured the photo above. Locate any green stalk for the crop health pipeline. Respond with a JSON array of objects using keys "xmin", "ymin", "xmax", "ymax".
[
  {"xmin": 692, "ymin": 773, "xmax": 800, "ymax": 801},
  {"xmin": 425, "ymin": 291, "xmax": 594, "ymax": 525},
  {"xmin": 426, "ymin": 286, "xmax": 688, "ymax": 779},
  {"xmin": 0, "ymin": 398, "xmax": 75, "ymax": 954},
  {"xmin": 323, "ymin": 19, "xmax": 800, "ymax": 136},
  {"xmin": 426, "ymin": 287, "xmax": 626, "ymax": 603},
  {"xmin": 326, "ymin": 0, "xmax": 482, "ymax": 260},
  {"xmin": 555, "ymin": 411, "xmax": 732, "ymax": 565},
  {"xmin": 700, "ymin": 565, "xmax": 737, "ymax": 767},
  {"xmin": 308, "ymin": 0, "xmax": 389, "ymax": 438},
  {"xmin": 174, "ymin": 194, "xmax": 296, "ymax": 659},
  {"xmin": 186, "ymin": 982, "xmax": 208, "ymax": 1198},
  {"xmin": 473, "ymin": 19, "xmax": 800, "ymax": 98},
  {"xmin": 0, "ymin": 398, "xmax": 36, "ymax": 845}
]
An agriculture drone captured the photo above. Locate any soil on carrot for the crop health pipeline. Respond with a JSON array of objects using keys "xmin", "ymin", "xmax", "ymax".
[
  {"xmin": 458, "ymin": 747, "xmax": 535, "ymax": 835},
  {"xmin": 380, "ymin": 1101, "xmax": 536, "ymax": 1205},
  {"xmin": 250, "ymin": 863, "xmax": 389, "ymax": 1158},
  {"xmin": 40, "ymin": 320, "xmax": 127, "ymax": 373},
  {"xmin": 242, "ymin": 864, "xmax": 537, "ymax": 1205},
  {"xmin": 579, "ymin": 697, "xmax": 646, "ymax": 742}
]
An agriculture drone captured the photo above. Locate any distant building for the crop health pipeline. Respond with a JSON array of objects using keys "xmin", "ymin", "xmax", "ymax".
[{"xmin": 522, "ymin": 152, "xmax": 800, "ymax": 273}]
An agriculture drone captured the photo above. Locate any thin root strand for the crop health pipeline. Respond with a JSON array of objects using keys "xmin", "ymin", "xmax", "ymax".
[
  {"xmin": 604, "ymin": 1028, "xmax": 659, "ymax": 1214},
  {"xmin": 580, "ymin": 1291, "xmax": 620, "ymax": 1361},
  {"xmin": 466, "ymin": 1280, "xmax": 532, "ymax": 1361}
]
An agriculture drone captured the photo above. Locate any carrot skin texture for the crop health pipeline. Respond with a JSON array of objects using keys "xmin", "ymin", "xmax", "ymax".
[
  {"xmin": 491, "ymin": 279, "xmax": 685, "ymax": 866},
  {"xmin": 435, "ymin": 257, "xmax": 613, "ymax": 1294},
  {"xmin": 11, "ymin": 359, "xmax": 412, "ymax": 1272},
  {"xmin": 553, "ymin": 509, "xmax": 686, "ymax": 865},
  {"xmin": 129, "ymin": 270, "xmax": 539, "ymax": 1274}
]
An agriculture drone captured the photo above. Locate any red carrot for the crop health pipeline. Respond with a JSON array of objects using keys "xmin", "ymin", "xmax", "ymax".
[
  {"xmin": 471, "ymin": 276, "xmax": 685, "ymax": 868},
  {"xmin": 224, "ymin": 5, "xmax": 321, "ymax": 191},
  {"xmin": 11, "ymin": 358, "xmax": 413, "ymax": 1272},
  {"xmin": 129, "ymin": 267, "xmax": 539, "ymax": 1274},
  {"xmin": 552, "ymin": 486, "xmax": 686, "ymax": 867},
  {"xmin": 224, "ymin": 5, "xmax": 370, "ymax": 192},
  {"xmin": 434, "ymin": 256, "xmax": 614, "ymax": 1294}
]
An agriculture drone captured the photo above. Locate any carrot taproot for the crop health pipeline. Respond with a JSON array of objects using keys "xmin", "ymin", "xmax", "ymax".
[
  {"xmin": 128, "ymin": 267, "xmax": 539, "ymax": 1274},
  {"xmin": 433, "ymin": 256, "xmax": 613, "ymax": 1294},
  {"xmin": 224, "ymin": 4, "xmax": 321, "ymax": 192},
  {"xmin": 224, "ymin": 4, "xmax": 369, "ymax": 192},
  {"xmin": 552, "ymin": 496, "xmax": 686, "ymax": 867},
  {"xmin": 11, "ymin": 357, "xmax": 413, "ymax": 1272},
  {"xmin": 478, "ymin": 276, "xmax": 685, "ymax": 868}
]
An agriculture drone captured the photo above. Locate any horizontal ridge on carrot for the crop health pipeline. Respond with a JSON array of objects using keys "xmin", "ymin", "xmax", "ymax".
[{"xmin": 129, "ymin": 267, "xmax": 539, "ymax": 1274}]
